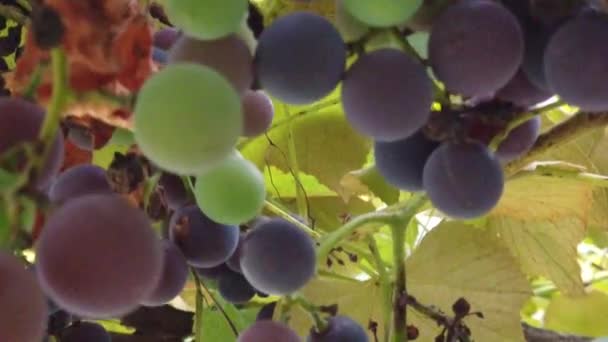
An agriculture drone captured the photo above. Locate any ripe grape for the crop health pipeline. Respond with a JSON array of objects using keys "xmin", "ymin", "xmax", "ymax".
[
  {"xmin": 428, "ymin": 0, "xmax": 524, "ymax": 96},
  {"xmin": 226, "ymin": 232, "xmax": 244, "ymax": 273},
  {"xmin": 168, "ymin": 35, "xmax": 253, "ymax": 94},
  {"xmin": 158, "ymin": 173, "xmax": 190, "ymax": 210},
  {"xmin": 154, "ymin": 28, "xmax": 180, "ymax": 50},
  {"xmin": 342, "ymin": 48, "xmax": 432, "ymax": 141},
  {"xmin": 218, "ymin": 270, "xmax": 256, "ymax": 304},
  {"xmin": 423, "ymin": 141, "xmax": 504, "ymax": 219},
  {"xmin": 152, "ymin": 47, "xmax": 168, "ymax": 65},
  {"xmin": 335, "ymin": 0, "xmax": 369, "ymax": 42},
  {"xmin": 374, "ymin": 130, "xmax": 439, "ymax": 191},
  {"xmin": 240, "ymin": 218, "xmax": 316, "ymax": 295},
  {"xmin": 36, "ymin": 194, "xmax": 163, "ymax": 318},
  {"xmin": 495, "ymin": 69, "xmax": 552, "ymax": 107},
  {"xmin": 406, "ymin": 0, "xmax": 453, "ymax": 31},
  {"xmin": 60, "ymin": 322, "xmax": 110, "ymax": 342},
  {"xmin": 0, "ymin": 97, "xmax": 63, "ymax": 189},
  {"xmin": 254, "ymin": 12, "xmax": 345, "ymax": 104},
  {"xmin": 48, "ymin": 164, "xmax": 112, "ymax": 204},
  {"xmin": 196, "ymin": 263, "xmax": 232, "ymax": 280},
  {"xmin": 194, "ymin": 152, "xmax": 265, "ymax": 225},
  {"xmin": 238, "ymin": 321, "xmax": 301, "ymax": 342},
  {"xmin": 308, "ymin": 315, "xmax": 368, "ymax": 342},
  {"xmin": 141, "ymin": 240, "xmax": 189, "ymax": 307},
  {"xmin": 134, "ymin": 63, "xmax": 242, "ymax": 175},
  {"xmin": 242, "ymin": 90, "xmax": 274, "ymax": 137},
  {"xmin": 47, "ymin": 310, "xmax": 71, "ymax": 335},
  {"xmin": 495, "ymin": 116, "xmax": 541, "ymax": 162},
  {"xmin": 169, "ymin": 205, "xmax": 240, "ymax": 268},
  {"xmin": 256, "ymin": 302, "xmax": 277, "ymax": 321},
  {"xmin": 544, "ymin": 12, "xmax": 608, "ymax": 111},
  {"xmin": 341, "ymin": 0, "xmax": 422, "ymax": 27},
  {"xmin": 0, "ymin": 252, "xmax": 47, "ymax": 342},
  {"xmin": 164, "ymin": 0, "xmax": 248, "ymax": 40},
  {"xmin": 521, "ymin": 22, "xmax": 559, "ymax": 91}
]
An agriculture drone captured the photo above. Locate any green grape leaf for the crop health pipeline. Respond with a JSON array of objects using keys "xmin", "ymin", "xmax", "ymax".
[
  {"xmin": 265, "ymin": 166, "xmax": 336, "ymax": 199},
  {"xmin": 406, "ymin": 221, "xmax": 531, "ymax": 342},
  {"xmin": 544, "ymin": 290, "xmax": 608, "ymax": 337},
  {"xmin": 487, "ymin": 174, "xmax": 591, "ymax": 295},
  {"xmin": 340, "ymin": 166, "xmax": 400, "ymax": 205}
]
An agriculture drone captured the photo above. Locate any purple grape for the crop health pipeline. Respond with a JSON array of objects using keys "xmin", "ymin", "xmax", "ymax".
[
  {"xmin": 0, "ymin": 97, "xmax": 63, "ymax": 189},
  {"xmin": 48, "ymin": 164, "xmax": 112, "ymax": 204},
  {"xmin": 153, "ymin": 28, "xmax": 181, "ymax": 50},
  {"xmin": 168, "ymin": 34, "xmax": 253, "ymax": 94},
  {"xmin": 196, "ymin": 263, "xmax": 232, "ymax": 280},
  {"xmin": 0, "ymin": 252, "xmax": 47, "ymax": 342},
  {"xmin": 374, "ymin": 130, "xmax": 439, "ymax": 191},
  {"xmin": 423, "ymin": 141, "xmax": 504, "ymax": 219},
  {"xmin": 238, "ymin": 321, "xmax": 301, "ymax": 342},
  {"xmin": 256, "ymin": 302, "xmax": 277, "ymax": 321},
  {"xmin": 242, "ymin": 90, "xmax": 274, "ymax": 137},
  {"xmin": 495, "ymin": 69, "xmax": 553, "ymax": 107},
  {"xmin": 169, "ymin": 205, "xmax": 240, "ymax": 268},
  {"xmin": 226, "ymin": 232, "xmax": 244, "ymax": 273},
  {"xmin": 428, "ymin": 0, "xmax": 524, "ymax": 96},
  {"xmin": 254, "ymin": 12, "xmax": 346, "ymax": 104},
  {"xmin": 218, "ymin": 270, "xmax": 256, "ymax": 304},
  {"xmin": 495, "ymin": 116, "xmax": 541, "ymax": 162},
  {"xmin": 47, "ymin": 310, "xmax": 71, "ymax": 335},
  {"xmin": 342, "ymin": 48, "xmax": 432, "ymax": 141},
  {"xmin": 36, "ymin": 194, "xmax": 163, "ymax": 318},
  {"xmin": 240, "ymin": 218, "xmax": 316, "ymax": 295},
  {"xmin": 544, "ymin": 12, "xmax": 608, "ymax": 111},
  {"xmin": 158, "ymin": 173, "xmax": 190, "ymax": 210},
  {"xmin": 308, "ymin": 315, "xmax": 368, "ymax": 342},
  {"xmin": 60, "ymin": 322, "xmax": 110, "ymax": 342},
  {"xmin": 152, "ymin": 47, "xmax": 168, "ymax": 64},
  {"xmin": 141, "ymin": 240, "xmax": 189, "ymax": 307}
]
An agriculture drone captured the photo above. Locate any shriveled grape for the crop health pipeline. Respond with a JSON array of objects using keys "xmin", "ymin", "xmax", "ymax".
[
  {"xmin": 240, "ymin": 218, "xmax": 316, "ymax": 295},
  {"xmin": 48, "ymin": 164, "xmax": 112, "ymax": 204},
  {"xmin": 36, "ymin": 194, "xmax": 163, "ymax": 318},
  {"xmin": 238, "ymin": 321, "xmax": 301, "ymax": 342},
  {"xmin": 254, "ymin": 12, "xmax": 345, "ymax": 104},
  {"xmin": 134, "ymin": 63, "xmax": 242, "ymax": 175},
  {"xmin": 423, "ymin": 142, "xmax": 504, "ymax": 219},
  {"xmin": 142, "ymin": 240, "xmax": 189, "ymax": 307},
  {"xmin": 342, "ymin": 48, "xmax": 432, "ymax": 141},
  {"xmin": 428, "ymin": 0, "xmax": 524, "ymax": 96},
  {"xmin": 169, "ymin": 205, "xmax": 240, "ymax": 268}
]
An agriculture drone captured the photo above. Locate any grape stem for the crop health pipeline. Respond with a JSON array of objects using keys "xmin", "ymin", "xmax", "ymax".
[
  {"xmin": 511, "ymin": 162, "xmax": 608, "ymax": 188},
  {"xmin": 283, "ymin": 104, "xmax": 309, "ymax": 221},
  {"xmin": 368, "ymin": 236, "xmax": 391, "ymax": 342},
  {"xmin": 505, "ymin": 110, "xmax": 608, "ymax": 176},
  {"xmin": 390, "ymin": 218, "xmax": 409, "ymax": 342},
  {"xmin": 191, "ymin": 271, "xmax": 239, "ymax": 338},
  {"xmin": 290, "ymin": 294, "xmax": 328, "ymax": 333}
]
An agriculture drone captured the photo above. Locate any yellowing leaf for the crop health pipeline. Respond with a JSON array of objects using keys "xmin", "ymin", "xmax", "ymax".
[
  {"xmin": 545, "ymin": 290, "xmax": 608, "ymax": 337},
  {"xmin": 264, "ymin": 166, "xmax": 336, "ymax": 199},
  {"xmin": 488, "ymin": 175, "xmax": 592, "ymax": 295},
  {"xmin": 406, "ymin": 222, "xmax": 532, "ymax": 342}
]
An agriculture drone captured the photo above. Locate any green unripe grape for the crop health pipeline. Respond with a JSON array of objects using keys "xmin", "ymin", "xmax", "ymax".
[
  {"xmin": 134, "ymin": 63, "xmax": 242, "ymax": 175},
  {"xmin": 165, "ymin": 0, "xmax": 248, "ymax": 40},
  {"xmin": 335, "ymin": 0, "xmax": 369, "ymax": 43},
  {"xmin": 194, "ymin": 152, "xmax": 266, "ymax": 225},
  {"xmin": 342, "ymin": 0, "xmax": 423, "ymax": 27}
]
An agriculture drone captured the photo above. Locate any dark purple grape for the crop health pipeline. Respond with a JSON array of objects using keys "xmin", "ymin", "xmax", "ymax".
[
  {"xmin": 544, "ymin": 12, "xmax": 608, "ymax": 111},
  {"xmin": 254, "ymin": 12, "xmax": 345, "ymax": 104},
  {"xmin": 60, "ymin": 322, "xmax": 110, "ymax": 342},
  {"xmin": 226, "ymin": 233, "xmax": 244, "ymax": 273},
  {"xmin": 158, "ymin": 173, "xmax": 190, "ymax": 210},
  {"xmin": 154, "ymin": 28, "xmax": 181, "ymax": 50},
  {"xmin": 31, "ymin": 4, "xmax": 65, "ymax": 50},
  {"xmin": 521, "ymin": 22, "xmax": 558, "ymax": 91},
  {"xmin": 0, "ymin": 98, "xmax": 63, "ymax": 189},
  {"xmin": 36, "ymin": 194, "xmax": 163, "ymax": 318},
  {"xmin": 141, "ymin": 240, "xmax": 189, "ymax": 307},
  {"xmin": 495, "ymin": 69, "xmax": 553, "ymax": 107},
  {"xmin": 47, "ymin": 310, "xmax": 71, "ymax": 335},
  {"xmin": 152, "ymin": 47, "xmax": 169, "ymax": 64},
  {"xmin": 428, "ymin": 0, "xmax": 524, "ymax": 96},
  {"xmin": 0, "ymin": 252, "xmax": 47, "ymax": 342},
  {"xmin": 168, "ymin": 34, "xmax": 253, "ymax": 94},
  {"xmin": 196, "ymin": 263, "xmax": 232, "ymax": 280},
  {"xmin": 374, "ymin": 130, "xmax": 439, "ymax": 191},
  {"xmin": 218, "ymin": 270, "xmax": 256, "ymax": 304},
  {"xmin": 423, "ymin": 141, "xmax": 504, "ymax": 219},
  {"xmin": 495, "ymin": 116, "xmax": 541, "ymax": 162},
  {"xmin": 238, "ymin": 321, "xmax": 301, "ymax": 342},
  {"xmin": 169, "ymin": 205, "xmax": 240, "ymax": 268},
  {"xmin": 256, "ymin": 302, "xmax": 277, "ymax": 321},
  {"xmin": 67, "ymin": 125, "xmax": 94, "ymax": 150},
  {"xmin": 48, "ymin": 164, "xmax": 112, "ymax": 204},
  {"xmin": 308, "ymin": 315, "xmax": 368, "ymax": 342},
  {"xmin": 342, "ymin": 48, "xmax": 432, "ymax": 141},
  {"xmin": 240, "ymin": 218, "xmax": 316, "ymax": 295},
  {"xmin": 242, "ymin": 90, "xmax": 274, "ymax": 137}
]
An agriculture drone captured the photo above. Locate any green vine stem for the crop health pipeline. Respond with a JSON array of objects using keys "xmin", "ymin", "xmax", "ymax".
[
  {"xmin": 291, "ymin": 294, "xmax": 328, "ymax": 333},
  {"xmin": 390, "ymin": 217, "xmax": 409, "ymax": 342},
  {"xmin": 283, "ymin": 104, "xmax": 309, "ymax": 220},
  {"xmin": 511, "ymin": 162, "xmax": 608, "ymax": 188},
  {"xmin": 192, "ymin": 271, "xmax": 238, "ymax": 338},
  {"xmin": 35, "ymin": 48, "xmax": 69, "ymax": 174},
  {"xmin": 191, "ymin": 269, "xmax": 206, "ymax": 342},
  {"xmin": 368, "ymin": 236, "xmax": 391, "ymax": 342},
  {"xmin": 264, "ymin": 200, "xmax": 320, "ymax": 238}
]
